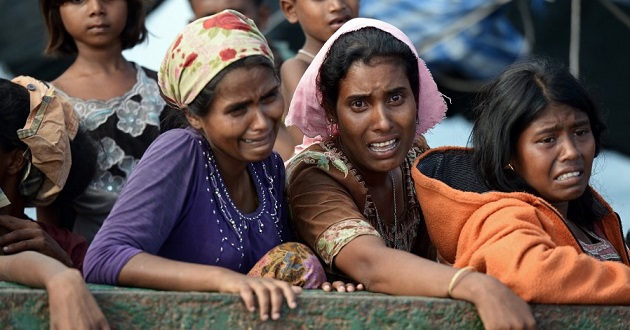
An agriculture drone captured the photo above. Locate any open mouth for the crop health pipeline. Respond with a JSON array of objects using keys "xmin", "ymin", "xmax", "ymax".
[
  {"xmin": 555, "ymin": 171, "xmax": 582, "ymax": 181},
  {"xmin": 368, "ymin": 138, "xmax": 397, "ymax": 152},
  {"xmin": 329, "ymin": 16, "xmax": 350, "ymax": 29}
]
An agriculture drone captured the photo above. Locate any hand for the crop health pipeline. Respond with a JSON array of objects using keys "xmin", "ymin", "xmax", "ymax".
[
  {"xmin": 465, "ymin": 273, "xmax": 536, "ymax": 330},
  {"xmin": 46, "ymin": 268, "xmax": 109, "ymax": 330},
  {"xmin": 320, "ymin": 281, "xmax": 365, "ymax": 292},
  {"xmin": 219, "ymin": 272, "xmax": 302, "ymax": 321},
  {"xmin": 0, "ymin": 215, "xmax": 73, "ymax": 267}
]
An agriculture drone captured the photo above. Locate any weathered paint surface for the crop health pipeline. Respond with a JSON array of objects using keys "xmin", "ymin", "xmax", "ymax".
[{"xmin": 0, "ymin": 282, "xmax": 629, "ymax": 329}]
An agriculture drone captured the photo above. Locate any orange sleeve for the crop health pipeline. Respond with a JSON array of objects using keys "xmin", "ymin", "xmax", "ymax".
[{"xmin": 457, "ymin": 200, "xmax": 630, "ymax": 304}]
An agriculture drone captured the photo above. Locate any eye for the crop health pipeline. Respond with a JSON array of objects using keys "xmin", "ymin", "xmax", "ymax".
[
  {"xmin": 574, "ymin": 128, "xmax": 591, "ymax": 137},
  {"xmin": 261, "ymin": 90, "xmax": 279, "ymax": 105},
  {"xmin": 350, "ymin": 99, "xmax": 367, "ymax": 111},
  {"xmin": 227, "ymin": 106, "xmax": 248, "ymax": 117},
  {"xmin": 67, "ymin": 0, "xmax": 85, "ymax": 4},
  {"xmin": 389, "ymin": 93, "xmax": 404, "ymax": 105},
  {"xmin": 538, "ymin": 136, "xmax": 556, "ymax": 144}
]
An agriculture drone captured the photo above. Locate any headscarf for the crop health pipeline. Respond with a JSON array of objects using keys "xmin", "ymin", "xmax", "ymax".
[
  {"xmin": 158, "ymin": 9, "xmax": 274, "ymax": 110},
  {"xmin": 12, "ymin": 76, "xmax": 79, "ymax": 206},
  {"xmin": 285, "ymin": 17, "xmax": 447, "ymax": 142}
]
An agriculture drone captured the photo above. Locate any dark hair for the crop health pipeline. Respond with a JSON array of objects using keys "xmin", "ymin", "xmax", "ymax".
[
  {"xmin": 162, "ymin": 55, "xmax": 276, "ymax": 130},
  {"xmin": 471, "ymin": 57, "xmax": 607, "ymax": 226},
  {"xmin": 40, "ymin": 0, "xmax": 148, "ymax": 56},
  {"xmin": 317, "ymin": 27, "xmax": 419, "ymax": 121},
  {"xmin": 0, "ymin": 79, "xmax": 30, "ymax": 152}
]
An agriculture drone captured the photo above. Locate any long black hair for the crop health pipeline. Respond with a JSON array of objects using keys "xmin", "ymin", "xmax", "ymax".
[{"xmin": 471, "ymin": 57, "xmax": 607, "ymax": 226}]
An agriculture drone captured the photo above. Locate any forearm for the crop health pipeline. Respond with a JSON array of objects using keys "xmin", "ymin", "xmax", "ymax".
[
  {"xmin": 118, "ymin": 252, "xmax": 242, "ymax": 292},
  {"xmin": 0, "ymin": 251, "xmax": 71, "ymax": 288},
  {"xmin": 335, "ymin": 236, "xmax": 459, "ymax": 298}
]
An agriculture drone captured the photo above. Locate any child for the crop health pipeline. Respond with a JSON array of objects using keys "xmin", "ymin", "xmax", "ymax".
[
  {"xmin": 0, "ymin": 76, "xmax": 96, "ymax": 270},
  {"xmin": 278, "ymin": 0, "xmax": 359, "ymax": 160},
  {"xmin": 413, "ymin": 57, "xmax": 630, "ymax": 304},
  {"xmin": 39, "ymin": 0, "xmax": 166, "ymax": 243}
]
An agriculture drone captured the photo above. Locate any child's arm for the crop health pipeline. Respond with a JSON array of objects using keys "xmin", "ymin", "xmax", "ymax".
[
  {"xmin": 0, "ymin": 251, "xmax": 109, "ymax": 329},
  {"xmin": 276, "ymin": 58, "xmax": 311, "ymax": 159}
]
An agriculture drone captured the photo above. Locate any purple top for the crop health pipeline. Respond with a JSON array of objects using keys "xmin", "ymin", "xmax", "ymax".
[{"xmin": 83, "ymin": 128, "xmax": 289, "ymax": 284}]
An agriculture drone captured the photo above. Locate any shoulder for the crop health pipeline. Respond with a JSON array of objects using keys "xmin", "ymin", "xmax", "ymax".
[
  {"xmin": 137, "ymin": 64, "xmax": 158, "ymax": 81},
  {"xmin": 286, "ymin": 140, "xmax": 357, "ymax": 188},
  {"xmin": 280, "ymin": 58, "xmax": 309, "ymax": 85}
]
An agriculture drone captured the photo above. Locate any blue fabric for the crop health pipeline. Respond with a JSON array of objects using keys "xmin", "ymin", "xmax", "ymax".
[{"xmin": 360, "ymin": 0, "xmax": 528, "ymax": 80}]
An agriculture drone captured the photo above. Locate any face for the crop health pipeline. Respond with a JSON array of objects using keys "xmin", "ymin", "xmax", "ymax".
[
  {"xmin": 189, "ymin": 0, "xmax": 265, "ymax": 26},
  {"xmin": 59, "ymin": 0, "xmax": 128, "ymax": 50},
  {"xmin": 288, "ymin": 0, "xmax": 359, "ymax": 43},
  {"xmin": 188, "ymin": 65, "xmax": 283, "ymax": 168},
  {"xmin": 335, "ymin": 58, "xmax": 417, "ymax": 179},
  {"xmin": 512, "ymin": 103, "xmax": 596, "ymax": 205}
]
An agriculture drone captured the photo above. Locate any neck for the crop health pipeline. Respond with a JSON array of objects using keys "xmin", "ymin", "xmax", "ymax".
[
  {"xmin": 552, "ymin": 201, "xmax": 570, "ymax": 220},
  {"xmin": 300, "ymin": 38, "xmax": 325, "ymax": 59},
  {"xmin": 70, "ymin": 52, "xmax": 130, "ymax": 74}
]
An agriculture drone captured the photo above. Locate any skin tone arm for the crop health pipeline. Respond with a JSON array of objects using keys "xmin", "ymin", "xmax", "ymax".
[
  {"xmin": 274, "ymin": 58, "xmax": 310, "ymax": 160},
  {"xmin": 0, "ymin": 251, "xmax": 108, "ymax": 329},
  {"xmin": 119, "ymin": 252, "xmax": 301, "ymax": 321},
  {"xmin": 335, "ymin": 235, "xmax": 536, "ymax": 330}
]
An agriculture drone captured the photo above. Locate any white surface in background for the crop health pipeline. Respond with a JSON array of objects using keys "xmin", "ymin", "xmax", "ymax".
[{"xmin": 123, "ymin": 0, "xmax": 630, "ymax": 233}]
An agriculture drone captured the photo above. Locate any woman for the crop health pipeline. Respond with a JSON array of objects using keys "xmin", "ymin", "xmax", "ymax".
[
  {"xmin": 83, "ymin": 10, "xmax": 326, "ymax": 321},
  {"xmin": 285, "ymin": 17, "xmax": 535, "ymax": 328},
  {"xmin": 412, "ymin": 57, "xmax": 630, "ymax": 304}
]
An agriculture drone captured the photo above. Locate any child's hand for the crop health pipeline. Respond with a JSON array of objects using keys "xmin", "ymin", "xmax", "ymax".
[
  {"xmin": 46, "ymin": 268, "xmax": 110, "ymax": 330},
  {"xmin": 219, "ymin": 273, "xmax": 302, "ymax": 321},
  {"xmin": 320, "ymin": 281, "xmax": 365, "ymax": 292}
]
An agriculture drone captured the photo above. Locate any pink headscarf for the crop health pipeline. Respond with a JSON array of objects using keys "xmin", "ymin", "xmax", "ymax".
[{"xmin": 285, "ymin": 17, "xmax": 447, "ymax": 145}]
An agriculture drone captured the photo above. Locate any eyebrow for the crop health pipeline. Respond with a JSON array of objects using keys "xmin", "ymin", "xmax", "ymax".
[
  {"xmin": 345, "ymin": 86, "xmax": 409, "ymax": 99},
  {"xmin": 533, "ymin": 118, "xmax": 591, "ymax": 135}
]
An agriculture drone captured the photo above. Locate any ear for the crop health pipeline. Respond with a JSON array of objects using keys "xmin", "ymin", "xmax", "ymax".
[
  {"xmin": 280, "ymin": 0, "xmax": 299, "ymax": 24},
  {"xmin": 184, "ymin": 110, "xmax": 203, "ymax": 130},
  {"xmin": 6, "ymin": 149, "xmax": 27, "ymax": 176}
]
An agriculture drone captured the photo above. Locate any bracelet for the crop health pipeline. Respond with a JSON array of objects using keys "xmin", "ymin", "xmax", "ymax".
[{"xmin": 447, "ymin": 266, "xmax": 476, "ymax": 298}]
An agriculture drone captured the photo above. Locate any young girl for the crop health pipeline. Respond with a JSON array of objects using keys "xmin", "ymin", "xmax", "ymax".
[
  {"xmin": 285, "ymin": 17, "xmax": 535, "ymax": 328},
  {"xmin": 277, "ymin": 0, "xmax": 359, "ymax": 160},
  {"xmin": 413, "ymin": 57, "xmax": 630, "ymax": 304},
  {"xmin": 39, "ymin": 0, "xmax": 166, "ymax": 243},
  {"xmin": 84, "ymin": 10, "xmax": 327, "ymax": 321}
]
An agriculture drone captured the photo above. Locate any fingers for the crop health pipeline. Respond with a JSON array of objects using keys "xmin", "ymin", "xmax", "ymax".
[
  {"xmin": 356, "ymin": 283, "xmax": 365, "ymax": 291},
  {"xmin": 332, "ymin": 281, "xmax": 346, "ymax": 292},
  {"xmin": 239, "ymin": 288, "xmax": 257, "ymax": 314},
  {"xmin": 321, "ymin": 282, "xmax": 332, "ymax": 292},
  {"xmin": 0, "ymin": 215, "xmax": 32, "ymax": 231},
  {"xmin": 0, "ymin": 229, "xmax": 44, "ymax": 254}
]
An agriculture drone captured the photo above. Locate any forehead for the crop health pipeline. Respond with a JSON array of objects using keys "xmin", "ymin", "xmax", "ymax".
[
  {"xmin": 190, "ymin": 0, "xmax": 257, "ymax": 17},
  {"xmin": 528, "ymin": 103, "xmax": 590, "ymax": 128},
  {"xmin": 339, "ymin": 58, "xmax": 410, "ymax": 94}
]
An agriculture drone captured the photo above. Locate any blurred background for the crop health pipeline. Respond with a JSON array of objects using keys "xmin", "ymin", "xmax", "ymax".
[{"xmin": 2, "ymin": 0, "xmax": 629, "ymax": 230}]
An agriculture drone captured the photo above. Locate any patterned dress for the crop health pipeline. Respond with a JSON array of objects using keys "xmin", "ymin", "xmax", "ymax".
[
  {"xmin": 286, "ymin": 137, "xmax": 435, "ymax": 273},
  {"xmin": 54, "ymin": 64, "xmax": 165, "ymax": 243}
]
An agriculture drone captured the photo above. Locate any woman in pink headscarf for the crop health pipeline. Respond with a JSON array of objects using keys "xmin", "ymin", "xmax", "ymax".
[{"xmin": 285, "ymin": 18, "xmax": 535, "ymax": 329}]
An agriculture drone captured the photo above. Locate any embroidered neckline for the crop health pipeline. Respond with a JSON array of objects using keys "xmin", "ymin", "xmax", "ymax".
[{"xmin": 198, "ymin": 137, "xmax": 283, "ymax": 268}]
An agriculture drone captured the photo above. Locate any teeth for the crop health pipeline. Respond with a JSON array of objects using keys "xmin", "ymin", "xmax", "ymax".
[
  {"xmin": 370, "ymin": 139, "xmax": 395, "ymax": 149},
  {"xmin": 557, "ymin": 171, "xmax": 580, "ymax": 181}
]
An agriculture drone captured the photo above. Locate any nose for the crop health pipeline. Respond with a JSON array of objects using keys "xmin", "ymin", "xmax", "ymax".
[
  {"xmin": 250, "ymin": 107, "xmax": 271, "ymax": 132},
  {"xmin": 371, "ymin": 105, "xmax": 392, "ymax": 133},
  {"xmin": 88, "ymin": 0, "xmax": 105, "ymax": 16},
  {"xmin": 328, "ymin": 0, "xmax": 347, "ymax": 12},
  {"xmin": 559, "ymin": 136, "xmax": 581, "ymax": 162}
]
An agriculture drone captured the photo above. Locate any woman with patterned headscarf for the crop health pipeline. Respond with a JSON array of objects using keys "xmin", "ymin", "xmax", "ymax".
[{"xmin": 83, "ymin": 10, "xmax": 326, "ymax": 321}]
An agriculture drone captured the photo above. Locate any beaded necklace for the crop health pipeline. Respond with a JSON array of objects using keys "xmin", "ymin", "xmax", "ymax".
[
  {"xmin": 199, "ymin": 139, "xmax": 283, "ymax": 269},
  {"xmin": 374, "ymin": 172, "xmax": 399, "ymax": 249}
]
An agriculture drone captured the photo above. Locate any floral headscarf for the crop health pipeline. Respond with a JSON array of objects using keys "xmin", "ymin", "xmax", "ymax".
[
  {"xmin": 285, "ymin": 17, "xmax": 447, "ymax": 142},
  {"xmin": 12, "ymin": 76, "xmax": 79, "ymax": 206},
  {"xmin": 158, "ymin": 9, "xmax": 274, "ymax": 110}
]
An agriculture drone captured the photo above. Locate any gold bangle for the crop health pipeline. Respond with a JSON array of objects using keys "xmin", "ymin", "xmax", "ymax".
[{"xmin": 447, "ymin": 266, "xmax": 476, "ymax": 298}]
